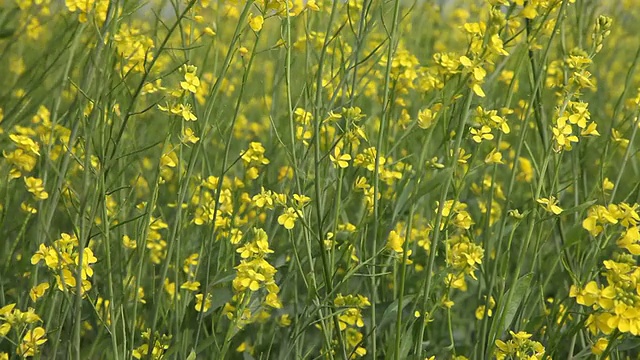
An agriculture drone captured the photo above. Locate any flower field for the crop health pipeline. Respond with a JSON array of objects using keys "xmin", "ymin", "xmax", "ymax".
[{"xmin": 2, "ymin": 0, "xmax": 640, "ymax": 358}]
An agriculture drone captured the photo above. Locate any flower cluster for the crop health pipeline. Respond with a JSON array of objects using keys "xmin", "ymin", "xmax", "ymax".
[
  {"xmin": 445, "ymin": 234, "xmax": 484, "ymax": 291},
  {"xmin": 0, "ymin": 303, "xmax": 48, "ymax": 357},
  {"xmin": 231, "ymin": 228, "xmax": 282, "ymax": 311},
  {"xmin": 31, "ymin": 232, "xmax": 97, "ymax": 296},
  {"xmin": 570, "ymin": 256, "xmax": 640, "ymax": 336},
  {"xmin": 334, "ymin": 294, "xmax": 371, "ymax": 358},
  {"xmin": 570, "ymin": 202, "xmax": 640, "ymax": 350},
  {"xmin": 494, "ymin": 331, "xmax": 546, "ymax": 360},
  {"xmin": 112, "ymin": 23, "xmax": 155, "ymax": 74},
  {"xmin": 65, "ymin": 0, "xmax": 109, "ymax": 23},
  {"xmin": 132, "ymin": 329, "xmax": 172, "ymax": 360}
]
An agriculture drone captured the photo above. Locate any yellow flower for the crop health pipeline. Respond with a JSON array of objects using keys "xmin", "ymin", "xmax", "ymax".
[
  {"xmin": 417, "ymin": 108, "xmax": 436, "ymax": 129},
  {"xmin": 164, "ymin": 279, "xmax": 179, "ymax": 301},
  {"xmin": 581, "ymin": 122, "xmax": 600, "ymax": 136},
  {"xmin": 122, "ymin": 235, "xmax": 137, "ymax": 249},
  {"xmin": 180, "ymin": 72, "xmax": 201, "ymax": 94},
  {"xmin": 488, "ymin": 34, "xmax": 509, "ymax": 56},
  {"xmin": 17, "ymin": 326, "xmax": 47, "ymax": 357},
  {"xmin": 386, "ymin": 230, "xmax": 404, "ymax": 253},
  {"xmin": 10, "ymin": 134, "xmax": 40, "ymax": 155},
  {"xmin": 293, "ymin": 194, "xmax": 311, "ymax": 207},
  {"xmin": 183, "ymin": 253, "xmax": 199, "ymax": 275},
  {"xmin": 537, "ymin": 196, "xmax": 563, "ymax": 215},
  {"xmin": 495, "ymin": 330, "xmax": 545, "ymax": 360},
  {"xmin": 29, "ymin": 283, "xmax": 50, "ymax": 302},
  {"xmin": 330, "ymin": 146, "xmax": 351, "ymax": 169},
  {"xmin": 175, "ymin": 104, "xmax": 197, "ymax": 121},
  {"xmin": 484, "ymin": 148, "xmax": 504, "ymax": 164},
  {"xmin": 252, "ymin": 187, "xmax": 274, "ymax": 208},
  {"xmin": 204, "ymin": 27, "xmax": 216, "ymax": 36},
  {"xmin": 31, "ymin": 244, "xmax": 59, "ymax": 269},
  {"xmin": 0, "ymin": 323, "xmax": 10, "ymax": 337},
  {"xmin": 591, "ymin": 338, "xmax": 608, "ymax": 355},
  {"xmin": 470, "ymin": 125, "xmax": 493, "ymax": 143},
  {"xmin": 248, "ymin": 14, "xmax": 264, "ymax": 32},
  {"xmin": 182, "ymin": 127, "xmax": 200, "ymax": 144},
  {"xmin": 616, "ymin": 226, "xmax": 640, "ymax": 254},
  {"xmin": 306, "ymin": 0, "xmax": 320, "ymax": 11},
  {"xmin": 552, "ymin": 117, "xmax": 579, "ymax": 151},
  {"xmin": 24, "ymin": 177, "xmax": 49, "ymax": 200},
  {"xmin": 570, "ymin": 281, "xmax": 613, "ymax": 308},
  {"xmin": 229, "ymin": 228, "xmax": 243, "ymax": 244},
  {"xmin": 278, "ymin": 314, "xmax": 291, "ymax": 327},
  {"xmin": 180, "ymin": 281, "xmax": 201, "ymax": 292},
  {"xmin": 195, "ymin": 293, "xmax": 212, "ymax": 312},
  {"xmin": 21, "ymin": 202, "xmax": 37, "ymax": 214},
  {"xmin": 278, "ymin": 207, "xmax": 298, "ymax": 230}
]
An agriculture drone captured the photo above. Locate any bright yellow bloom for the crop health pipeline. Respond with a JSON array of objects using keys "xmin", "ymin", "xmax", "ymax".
[
  {"xmin": 17, "ymin": 327, "xmax": 47, "ymax": 357},
  {"xmin": 195, "ymin": 293, "xmax": 212, "ymax": 312},
  {"xmin": 180, "ymin": 72, "xmax": 201, "ymax": 94},
  {"xmin": 470, "ymin": 125, "xmax": 493, "ymax": 143},
  {"xmin": 248, "ymin": 14, "xmax": 264, "ymax": 32},
  {"xmin": 417, "ymin": 108, "xmax": 436, "ymax": 129},
  {"xmin": 122, "ymin": 235, "xmax": 137, "ymax": 249},
  {"xmin": 330, "ymin": 146, "xmax": 351, "ymax": 168},
  {"xmin": 537, "ymin": 196, "xmax": 563, "ymax": 215},
  {"xmin": 278, "ymin": 207, "xmax": 298, "ymax": 230},
  {"xmin": 386, "ymin": 229, "xmax": 405, "ymax": 253},
  {"xmin": 182, "ymin": 127, "xmax": 200, "ymax": 144},
  {"xmin": 293, "ymin": 193, "xmax": 311, "ymax": 207},
  {"xmin": 29, "ymin": 283, "xmax": 50, "ymax": 302},
  {"xmin": 24, "ymin": 177, "xmax": 48, "ymax": 200},
  {"xmin": 180, "ymin": 281, "xmax": 200, "ymax": 292},
  {"xmin": 484, "ymin": 148, "xmax": 504, "ymax": 164}
]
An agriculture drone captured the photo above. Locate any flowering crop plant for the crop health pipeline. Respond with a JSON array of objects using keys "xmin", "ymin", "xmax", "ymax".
[{"xmin": 2, "ymin": 0, "xmax": 640, "ymax": 359}]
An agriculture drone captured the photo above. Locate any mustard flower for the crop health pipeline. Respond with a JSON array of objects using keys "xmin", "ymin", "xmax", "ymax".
[
  {"xmin": 174, "ymin": 104, "xmax": 197, "ymax": 121},
  {"xmin": 552, "ymin": 117, "xmax": 579, "ymax": 151},
  {"xmin": 417, "ymin": 108, "xmax": 436, "ymax": 129},
  {"xmin": 122, "ymin": 235, "xmax": 137, "ymax": 249},
  {"xmin": 17, "ymin": 327, "xmax": 47, "ymax": 357},
  {"xmin": 386, "ymin": 230, "xmax": 405, "ymax": 253},
  {"xmin": 278, "ymin": 207, "xmax": 298, "ymax": 230},
  {"xmin": 485, "ymin": 148, "xmax": 504, "ymax": 164},
  {"xmin": 195, "ymin": 293, "xmax": 212, "ymax": 312},
  {"xmin": 248, "ymin": 14, "xmax": 264, "ymax": 32},
  {"xmin": 252, "ymin": 187, "xmax": 274, "ymax": 208},
  {"xmin": 180, "ymin": 281, "xmax": 200, "ymax": 292},
  {"xmin": 293, "ymin": 193, "xmax": 311, "ymax": 207},
  {"xmin": 182, "ymin": 127, "xmax": 199, "ymax": 144},
  {"xmin": 537, "ymin": 196, "xmax": 563, "ymax": 215},
  {"xmin": 183, "ymin": 253, "xmax": 199, "ymax": 275},
  {"xmin": 494, "ymin": 331, "xmax": 545, "ymax": 360},
  {"xmin": 180, "ymin": 72, "xmax": 201, "ymax": 94},
  {"xmin": 330, "ymin": 146, "xmax": 351, "ymax": 168},
  {"xmin": 29, "ymin": 283, "xmax": 50, "ymax": 302},
  {"xmin": 470, "ymin": 125, "xmax": 493, "ymax": 143}
]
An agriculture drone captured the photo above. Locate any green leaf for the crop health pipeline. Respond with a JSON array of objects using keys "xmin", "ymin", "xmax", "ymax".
[
  {"xmin": 416, "ymin": 168, "xmax": 454, "ymax": 200},
  {"xmin": 391, "ymin": 178, "xmax": 415, "ymax": 223},
  {"xmin": 501, "ymin": 273, "xmax": 532, "ymax": 333},
  {"xmin": 488, "ymin": 272, "xmax": 533, "ymax": 354},
  {"xmin": 186, "ymin": 349, "xmax": 197, "ymax": 360},
  {"xmin": 561, "ymin": 200, "xmax": 597, "ymax": 216},
  {"xmin": 0, "ymin": 29, "xmax": 15, "ymax": 38},
  {"xmin": 378, "ymin": 294, "xmax": 416, "ymax": 330},
  {"xmin": 212, "ymin": 270, "xmax": 235, "ymax": 286}
]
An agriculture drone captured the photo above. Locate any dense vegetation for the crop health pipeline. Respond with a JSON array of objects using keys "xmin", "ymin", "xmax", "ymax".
[{"xmin": 1, "ymin": 0, "xmax": 640, "ymax": 358}]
